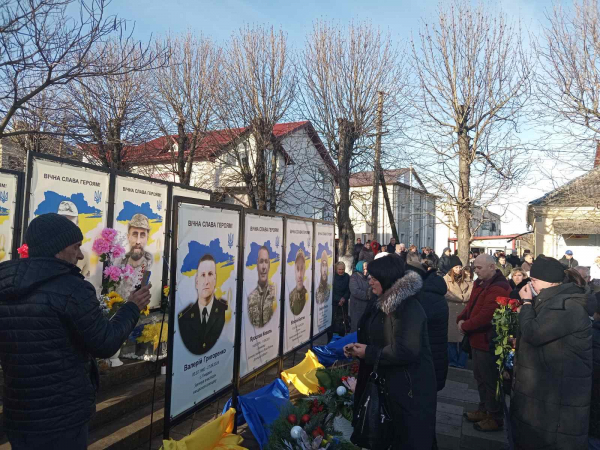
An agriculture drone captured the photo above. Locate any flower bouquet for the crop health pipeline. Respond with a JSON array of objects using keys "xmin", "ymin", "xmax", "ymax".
[
  {"xmin": 492, "ymin": 296, "xmax": 519, "ymax": 397},
  {"xmin": 92, "ymin": 228, "xmax": 148, "ymax": 316},
  {"xmin": 92, "ymin": 228, "xmax": 145, "ymax": 367}
]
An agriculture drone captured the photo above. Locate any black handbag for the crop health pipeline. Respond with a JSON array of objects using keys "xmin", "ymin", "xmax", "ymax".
[{"xmin": 350, "ymin": 349, "xmax": 393, "ymax": 449}]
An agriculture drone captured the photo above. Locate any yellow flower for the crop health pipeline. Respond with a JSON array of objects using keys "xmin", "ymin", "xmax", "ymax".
[
  {"xmin": 106, "ymin": 292, "xmax": 125, "ymax": 310},
  {"xmin": 163, "ymin": 286, "xmax": 170, "ymax": 297},
  {"xmin": 136, "ymin": 323, "xmax": 168, "ymax": 350},
  {"xmin": 142, "ymin": 306, "xmax": 150, "ymax": 316}
]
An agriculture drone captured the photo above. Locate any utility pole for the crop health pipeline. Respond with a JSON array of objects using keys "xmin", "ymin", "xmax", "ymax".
[
  {"xmin": 371, "ymin": 91, "xmax": 384, "ymax": 243},
  {"xmin": 409, "ymin": 165, "xmax": 413, "ymax": 246},
  {"xmin": 380, "ymin": 171, "xmax": 398, "ymax": 242}
]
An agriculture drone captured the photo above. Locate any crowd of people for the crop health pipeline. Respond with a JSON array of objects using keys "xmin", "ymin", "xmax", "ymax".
[{"xmin": 341, "ymin": 236, "xmax": 600, "ymax": 449}]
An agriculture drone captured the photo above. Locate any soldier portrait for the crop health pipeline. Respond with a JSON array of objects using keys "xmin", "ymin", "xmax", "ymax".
[
  {"xmin": 247, "ymin": 245, "xmax": 276, "ymax": 328},
  {"xmin": 179, "ymin": 254, "xmax": 228, "ymax": 355},
  {"xmin": 289, "ymin": 248, "xmax": 307, "ymax": 316},
  {"xmin": 56, "ymin": 200, "xmax": 91, "ymax": 278},
  {"xmin": 117, "ymin": 213, "xmax": 154, "ymax": 270},
  {"xmin": 116, "ymin": 213, "xmax": 154, "ymax": 296},
  {"xmin": 315, "ymin": 250, "xmax": 330, "ymax": 304}
]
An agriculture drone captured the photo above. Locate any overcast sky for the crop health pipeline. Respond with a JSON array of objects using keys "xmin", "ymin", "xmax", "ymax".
[{"xmin": 105, "ymin": 0, "xmax": 588, "ymax": 235}]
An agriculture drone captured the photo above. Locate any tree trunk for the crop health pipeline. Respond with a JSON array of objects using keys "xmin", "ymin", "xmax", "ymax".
[
  {"xmin": 380, "ymin": 172, "xmax": 398, "ymax": 242},
  {"xmin": 252, "ymin": 119, "xmax": 270, "ymax": 210},
  {"xmin": 176, "ymin": 119, "xmax": 188, "ymax": 183},
  {"xmin": 371, "ymin": 91, "xmax": 384, "ymax": 242},
  {"xmin": 268, "ymin": 136, "xmax": 279, "ymax": 211},
  {"xmin": 337, "ymin": 118, "xmax": 357, "ymax": 257},
  {"xmin": 457, "ymin": 126, "xmax": 472, "ymax": 267}
]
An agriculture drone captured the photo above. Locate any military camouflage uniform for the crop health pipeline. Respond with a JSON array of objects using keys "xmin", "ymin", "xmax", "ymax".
[
  {"xmin": 289, "ymin": 286, "xmax": 307, "ymax": 316},
  {"xmin": 247, "ymin": 283, "xmax": 276, "ymax": 328},
  {"xmin": 315, "ymin": 280, "xmax": 330, "ymax": 304},
  {"xmin": 116, "ymin": 251, "xmax": 153, "ymax": 299}
]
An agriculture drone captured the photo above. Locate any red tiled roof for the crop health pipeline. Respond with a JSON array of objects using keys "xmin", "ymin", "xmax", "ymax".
[
  {"xmin": 83, "ymin": 121, "xmax": 338, "ymax": 180},
  {"xmin": 349, "ymin": 169, "xmax": 410, "ymax": 187},
  {"xmin": 125, "ymin": 121, "xmax": 311, "ymax": 165}
]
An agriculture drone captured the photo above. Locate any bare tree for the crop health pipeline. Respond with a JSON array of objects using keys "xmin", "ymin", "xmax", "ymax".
[
  {"xmin": 536, "ymin": 0, "xmax": 600, "ymax": 169},
  {"xmin": 66, "ymin": 41, "xmax": 157, "ymax": 170},
  {"xmin": 147, "ymin": 32, "xmax": 221, "ymax": 185},
  {"xmin": 299, "ymin": 20, "xmax": 404, "ymax": 257},
  {"xmin": 0, "ymin": 0, "xmax": 153, "ymax": 141},
  {"xmin": 215, "ymin": 25, "xmax": 297, "ymax": 210},
  {"xmin": 409, "ymin": 0, "xmax": 532, "ymax": 264}
]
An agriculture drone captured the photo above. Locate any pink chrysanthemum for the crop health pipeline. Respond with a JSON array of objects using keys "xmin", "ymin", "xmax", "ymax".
[
  {"xmin": 111, "ymin": 244, "xmax": 125, "ymax": 259},
  {"xmin": 101, "ymin": 228, "xmax": 118, "ymax": 243},
  {"xmin": 92, "ymin": 238, "xmax": 111, "ymax": 256},
  {"xmin": 103, "ymin": 265, "xmax": 123, "ymax": 282}
]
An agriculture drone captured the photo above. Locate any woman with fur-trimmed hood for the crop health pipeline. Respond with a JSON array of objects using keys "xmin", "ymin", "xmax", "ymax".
[{"xmin": 346, "ymin": 254, "xmax": 437, "ymax": 449}]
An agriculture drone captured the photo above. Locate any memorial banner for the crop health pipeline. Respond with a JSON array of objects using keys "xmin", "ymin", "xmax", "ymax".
[
  {"xmin": 283, "ymin": 218, "xmax": 313, "ymax": 353},
  {"xmin": 240, "ymin": 214, "xmax": 283, "ymax": 377},
  {"xmin": 170, "ymin": 202, "xmax": 239, "ymax": 419},
  {"xmin": 313, "ymin": 223, "xmax": 334, "ymax": 335},
  {"xmin": 114, "ymin": 176, "xmax": 168, "ymax": 308},
  {"xmin": 172, "ymin": 186, "xmax": 210, "ymax": 202},
  {"xmin": 0, "ymin": 172, "xmax": 18, "ymax": 262},
  {"xmin": 29, "ymin": 158, "xmax": 109, "ymax": 288}
]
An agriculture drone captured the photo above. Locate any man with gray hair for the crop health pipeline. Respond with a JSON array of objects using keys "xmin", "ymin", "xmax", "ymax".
[
  {"xmin": 395, "ymin": 242, "xmax": 407, "ymax": 262},
  {"xmin": 457, "ymin": 254, "xmax": 511, "ymax": 432}
]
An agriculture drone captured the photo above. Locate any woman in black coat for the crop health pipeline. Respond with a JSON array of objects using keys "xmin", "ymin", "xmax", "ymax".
[
  {"xmin": 349, "ymin": 260, "xmax": 370, "ymax": 333},
  {"xmin": 329, "ymin": 261, "xmax": 350, "ymax": 340},
  {"xmin": 346, "ymin": 255, "xmax": 437, "ymax": 449},
  {"xmin": 511, "ymin": 258, "xmax": 594, "ymax": 449}
]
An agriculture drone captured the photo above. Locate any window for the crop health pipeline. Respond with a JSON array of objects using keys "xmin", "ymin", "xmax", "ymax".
[{"xmin": 490, "ymin": 222, "xmax": 497, "ymax": 232}]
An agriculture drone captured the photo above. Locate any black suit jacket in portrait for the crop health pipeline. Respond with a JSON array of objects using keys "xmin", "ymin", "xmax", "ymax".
[{"xmin": 178, "ymin": 298, "xmax": 227, "ymax": 355}]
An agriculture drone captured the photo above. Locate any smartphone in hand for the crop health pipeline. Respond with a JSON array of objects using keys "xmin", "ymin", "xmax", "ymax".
[
  {"xmin": 141, "ymin": 270, "xmax": 151, "ymax": 287},
  {"xmin": 135, "ymin": 271, "xmax": 152, "ymax": 291}
]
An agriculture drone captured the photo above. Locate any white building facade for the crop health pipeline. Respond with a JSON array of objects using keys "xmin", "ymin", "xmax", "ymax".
[
  {"xmin": 123, "ymin": 121, "xmax": 336, "ymax": 221},
  {"xmin": 435, "ymin": 205, "xmax": 502, "ymax": 255},
  {"xmin": 338, "ymin": 169, "xmax": 437, "ymax": 249}
]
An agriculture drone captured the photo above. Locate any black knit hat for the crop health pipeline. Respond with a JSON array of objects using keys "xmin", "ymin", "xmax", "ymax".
[
  {"xmin": 25, "ymin": 213, "xmax": 84, "ymax": 257},
  {"xmin": 530, "ymin": 256, "xmax": 565, "ymax": 283},
  {"xmin": 448, "ymin": 255, "xmax": 463, "ymax": 269}
]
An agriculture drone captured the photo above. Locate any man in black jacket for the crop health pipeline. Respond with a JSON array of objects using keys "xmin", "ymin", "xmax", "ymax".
[
  {"xmin": 406, "ymin": 261, "xmax": 449, "ymax": 391},
  {"xmin": 0, "ymin": 214, "xmax": 151, "ymax": 449},
  {"xmin": 590, "ymin": 292, "xmax": 600, "ymax": 449},
  {"xmin": 438, "ymin": 247, "xmax": 453, "ymax": 275},
  {"xmin": 406, "ymin": 260, "xmax": 448, "ymax": 450}
]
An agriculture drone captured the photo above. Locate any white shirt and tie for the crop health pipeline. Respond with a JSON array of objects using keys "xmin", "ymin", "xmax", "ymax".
[{"xmin": 199, "ymin": 297, "xmax": 214, "ymax": 329}]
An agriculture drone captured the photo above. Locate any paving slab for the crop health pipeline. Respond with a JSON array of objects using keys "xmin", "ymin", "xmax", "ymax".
[{"xmin": 438, "ymin": 386, "xmax": 480, "ymax": 404}]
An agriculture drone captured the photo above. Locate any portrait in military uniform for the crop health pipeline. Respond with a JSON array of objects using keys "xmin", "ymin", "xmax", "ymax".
[
  {"xmin": 117, "ymin": 213, "xmax": 154, "ymax": 271},
  {"xmin": 315, "ymin": 250, "xmax": 330, "ymax": 304},
  {"xmin": 247, "ymin": 245, "xmax": 276, "ymax": 328},
  {"xmin": 57, "ymin": 200, "xmax": 91, "ymax": 278},
  {"xmin": 289, "ymin": 248, "xmax": 307, "ymax": 316},
  {"xmin": 179, "ymin": 254, "xmax": 228, "ymax": 355}
]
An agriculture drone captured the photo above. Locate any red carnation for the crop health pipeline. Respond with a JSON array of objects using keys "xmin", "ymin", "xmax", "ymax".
[
  {"xmin": 496, "ymin": 297, "xmax": 510, "ymax": 307},
  {"xmin": 17, "ymin": 244, "xmax": 28, "ymax": 258}
]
